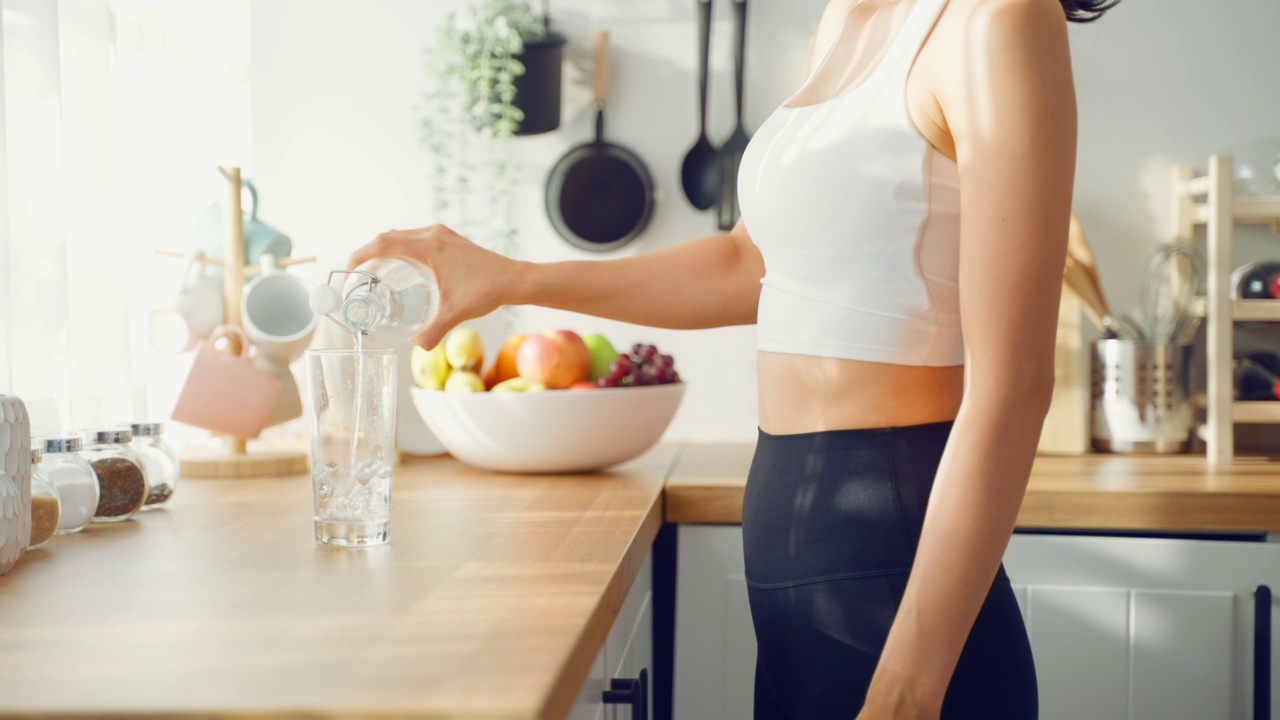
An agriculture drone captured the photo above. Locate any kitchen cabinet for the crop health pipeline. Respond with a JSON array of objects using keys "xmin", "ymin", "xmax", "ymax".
[
  {"xmin": 673, "ymin": 525, "xmax": 1279, "ymax": 720},
  {"xmin": 574, "ymin": 553, "xmax": 655, "ymax": 720},
  {"xmin": 1005, "ymin": 533, "xmax": 1280, "ymax": 720}
]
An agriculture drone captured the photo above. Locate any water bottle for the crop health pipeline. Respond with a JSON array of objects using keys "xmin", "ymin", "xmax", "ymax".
[{"xmin": 310, "ymin": 257, "xmax": 439, "ymax": 344}]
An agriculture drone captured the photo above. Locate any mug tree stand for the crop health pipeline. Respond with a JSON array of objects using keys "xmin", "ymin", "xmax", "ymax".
[{"xmin": 156, "ymin": 166, "xmax": 314, "ymax": 478}]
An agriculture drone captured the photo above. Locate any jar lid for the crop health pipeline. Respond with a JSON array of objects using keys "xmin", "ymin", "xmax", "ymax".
[
  {"xmin": 36, "ymin": 436, "xmax": 84, "ymax": 453},
  {"xmin": 31, "ymin": 447, "xmax": 42, "ymax": 464},
  {"xmin": 129, "ymin": 422, "xmax": 164, "ymax": 437},
  {"xmin": 81, "ymin": 428, "xmax": 133, "ymax": 445}
]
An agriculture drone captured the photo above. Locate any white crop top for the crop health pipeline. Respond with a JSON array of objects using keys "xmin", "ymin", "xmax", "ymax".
[{"xmin": 739, "ymin": 0, "xmax": 962, "ymax": 366}]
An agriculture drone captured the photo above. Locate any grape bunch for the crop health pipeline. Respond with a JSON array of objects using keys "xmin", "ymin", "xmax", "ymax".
[{"xmin": 597, "ymin": 343, "xmax": 681, "ymax": 388}]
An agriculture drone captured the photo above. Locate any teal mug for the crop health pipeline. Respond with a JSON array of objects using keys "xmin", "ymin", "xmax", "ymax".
[{"xmin": 193, "ymin": 179, "xmax": 291, "ymax": 275}]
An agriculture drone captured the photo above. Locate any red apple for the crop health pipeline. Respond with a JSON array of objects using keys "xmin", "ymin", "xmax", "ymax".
[
  {"xmin": 516, "ymin": 330, "xmax": 591, "ymax": 389},
  {"xmin": 567, "ymin": 380, "xmax": 597, "ymax": 391}
]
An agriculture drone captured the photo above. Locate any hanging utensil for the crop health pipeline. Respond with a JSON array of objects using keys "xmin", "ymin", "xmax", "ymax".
[
  {"xmin": 1063, "ymin": 216, "xmax": 1144, "ymax": 340},
  {"xmin": 681, "ymin": 0, "xmax": 721, "ymax": 211},
  {"xmin": 1139, "ymin": 242, "xmax": 1205, "ymax": 345},
  {"xmin": 545, "ymin": 30, "xmax": 655, "ymax": 252},
  {"xmin": 716, "ymin": 0, "xmax": 751, "ymax": 230}
]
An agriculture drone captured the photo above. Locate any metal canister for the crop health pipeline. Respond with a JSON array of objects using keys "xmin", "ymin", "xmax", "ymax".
[{"xmin": 1091, "ymin": 339, "xmax": 1194, "ymax": 453}]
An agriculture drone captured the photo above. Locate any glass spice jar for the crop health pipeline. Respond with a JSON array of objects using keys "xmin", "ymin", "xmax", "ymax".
[
  {"xmin": 28, "ymin": 448, "xmax": 60, "ymax": 550},
  {"xmin": 79, "ymin": 429, "xmax": 148, "ymax": 522},
  {"xmin": 34, "ymin": 436, "xmax": 99, "ymax": 534},
  {"xmin": 128, "ymin": 422, "xmax": 178, "ymax": 509}
]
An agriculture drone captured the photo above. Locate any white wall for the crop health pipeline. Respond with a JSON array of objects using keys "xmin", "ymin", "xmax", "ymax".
[{"xmin": 249, "ymin": 0, "xmax": 1280, "ymax": 444}]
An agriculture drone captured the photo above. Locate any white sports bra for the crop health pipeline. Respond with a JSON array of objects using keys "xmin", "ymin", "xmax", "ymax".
[{"xmin": 739, "ymin": 0, "xmax": 962, "ymax": 367}]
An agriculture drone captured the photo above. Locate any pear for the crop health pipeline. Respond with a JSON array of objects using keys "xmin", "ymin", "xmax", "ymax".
[
  {"xmin": 444, "ymin": 327, "xmax": 484, "ymax": 371},
  {"xmin": 490, "ymin": 377, "xmax": 547, "ymax": 393},
  {"xmin": 410, "ymin": 344, "xmax": 451, "ymax": 390},
  {"xmin": 444, "ymin": 370, "xmax": 486, "ymax": 393}
]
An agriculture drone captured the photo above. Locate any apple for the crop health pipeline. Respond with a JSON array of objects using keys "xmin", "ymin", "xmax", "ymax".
[
  {"xmin": 567, "ymin": 380, "xmax": 598, "ymax": 391},
  {"xmin": 581, "ymin": 333, "xmax": 619, "ymax": 381},
  {"xmin": 516, "ymin": 330, "xmax": 591, "ymax": 389},
  {"xmin": 410, "ymin": 344, "xmax": 451, "ymax": 390},
  {"xmin": 483, "ymin": 334, "xmax": 525, "ymax": 389},
  {"xmin": 444, "ymin": 327, "xmax": 484, "ymax": 371},
  {"xmin": 444, "ymin": 370, "xmax": 485, "ymax": 393},
  {"xmin": 491, "ymin": 377, "xmax": 547, "ymax": 393}
]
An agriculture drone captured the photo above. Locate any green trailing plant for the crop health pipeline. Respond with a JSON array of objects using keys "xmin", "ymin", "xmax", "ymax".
[{"xmin": 420, "ymin": 0, "xmax": 548, "ymax": 265}]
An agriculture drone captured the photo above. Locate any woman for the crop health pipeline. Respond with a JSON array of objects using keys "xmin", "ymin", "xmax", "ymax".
[{"xmin": 352, "ymin": 0, "xmax": 1117, "ymax": 716}]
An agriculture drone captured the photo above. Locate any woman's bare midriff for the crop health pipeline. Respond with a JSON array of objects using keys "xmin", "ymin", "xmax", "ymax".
[{"xmin": 757, "ymin": 351, "xmax": 964, "ymax": 434}]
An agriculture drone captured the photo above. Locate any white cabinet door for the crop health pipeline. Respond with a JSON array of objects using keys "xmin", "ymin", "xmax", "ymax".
[
  {"xmin": 1005, "ymin": 534, "xmax": 1280, "ymax": 720},
  {"xmin": 673, "ymin": 526, "xmax": 1280, "ymax": 720},
  {"xmin": 673, "ymin": 525, "xmax": 755, "ymax": 720}
]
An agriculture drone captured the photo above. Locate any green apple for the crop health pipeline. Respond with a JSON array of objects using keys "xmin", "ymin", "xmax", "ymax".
[
  {"xmin": 581, "ymin": 333, "xmax": 619, "ymax": 381},
  {"xmin": 411, "ymin": 344, "xmax": 451, "ymax": 390}
]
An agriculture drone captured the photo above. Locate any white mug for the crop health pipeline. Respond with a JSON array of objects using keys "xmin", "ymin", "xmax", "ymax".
[
  {"xmin": 242, "ymin": 254, "xmax": 318, "ymax": 367},
  {"xmin": 148, "ymin": 253, "xmax": 224, "ymax": 354}
]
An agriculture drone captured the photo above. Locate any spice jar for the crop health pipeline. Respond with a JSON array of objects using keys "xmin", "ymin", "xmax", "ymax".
[
  {"xmin": 34, "ymin": 437, "xmax": 98, "ymax": 534},
  {"xmin": 78, "ymin": 429, "xmax": 148, "ymax": 522},
  {"xmin": 27, "ymin": 448, "xmax": 60, "ymax": 550},
  {"xmin": 129, "ymin": 422, "xmax": 178, "ymax": 509}
]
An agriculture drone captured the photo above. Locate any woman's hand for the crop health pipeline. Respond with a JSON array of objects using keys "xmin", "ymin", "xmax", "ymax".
[
  {"xmin": 347, "ymin": 224, "xmax": 523, "ymax": 350},
  {"xmin": 854, "ymin": 672, "xmax": 941, "ymax": 720}
]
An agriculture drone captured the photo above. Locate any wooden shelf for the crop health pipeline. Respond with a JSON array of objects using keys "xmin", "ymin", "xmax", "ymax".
[
  {"xmin": 1187, "ymin": 297, "xmax": 1280, "ymax": 321},
  {"xmin": 1190, "ymin": 197, "xmax": 1280, "ymax": 226},
  {"xmin": 1233, "ymin": 401, "xmax": 1280, "ymax": 424}
]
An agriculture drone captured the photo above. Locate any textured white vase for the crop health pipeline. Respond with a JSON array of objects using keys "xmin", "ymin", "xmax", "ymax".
[{"xmin": 0, "ymin": 394, "xmax": 32, "ymax": 575}]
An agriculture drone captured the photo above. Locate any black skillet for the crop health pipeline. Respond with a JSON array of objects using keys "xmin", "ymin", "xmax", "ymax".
[{"xmin": 546, "ymin": 29, "xmax": 654, "ymax": 252}]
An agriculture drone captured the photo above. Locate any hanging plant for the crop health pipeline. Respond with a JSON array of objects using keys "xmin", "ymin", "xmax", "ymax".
[{"xmin": 419, "ymin": 0, "xmax": 564, "ymax": 264}]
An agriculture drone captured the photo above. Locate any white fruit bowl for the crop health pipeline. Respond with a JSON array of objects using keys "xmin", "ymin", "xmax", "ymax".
[{"xmin": 409, "ymin": 383, "xmax": 686, "ymax": 474}]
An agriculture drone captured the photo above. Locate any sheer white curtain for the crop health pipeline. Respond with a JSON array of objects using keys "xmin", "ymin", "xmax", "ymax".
[{"xmin": 0, "ymin": 0, "xmax": 250, "ymax": 438}]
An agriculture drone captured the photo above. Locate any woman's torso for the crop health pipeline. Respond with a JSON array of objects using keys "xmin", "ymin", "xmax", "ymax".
[{"xmin": 750, "ymin": 0, "xmax": 965, "ymax": 435}]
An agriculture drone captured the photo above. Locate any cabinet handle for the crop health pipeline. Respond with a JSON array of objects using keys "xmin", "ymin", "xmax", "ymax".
[
  {"xmin": 1257, "ymin": 584, "xmax": 1272, "ymax": 720},
  {"xmin": 603, "ymin": 667, "xmax": 649, "ymax": 720}
]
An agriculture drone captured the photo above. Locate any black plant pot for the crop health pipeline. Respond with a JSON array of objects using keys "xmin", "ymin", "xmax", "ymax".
[{"xmin": 512, "ymin": 31, "xmax": 566, "ymax": 136}]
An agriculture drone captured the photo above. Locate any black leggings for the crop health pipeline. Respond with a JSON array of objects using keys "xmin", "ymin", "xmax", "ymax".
[{"xmin": 742, "ymin": 421, "xmax": 1038, "ymax": 719}]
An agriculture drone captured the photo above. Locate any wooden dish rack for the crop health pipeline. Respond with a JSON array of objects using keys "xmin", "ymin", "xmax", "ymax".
[{"xmin": 1173, "ymin": 154, "xmax": 1280, "ymax": 465}]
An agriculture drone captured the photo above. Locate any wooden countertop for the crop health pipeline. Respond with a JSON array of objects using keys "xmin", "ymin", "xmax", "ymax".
[
  {"xmin": 0, "ymin": 445, "xmax": 680, "ymax": 720},
  {"xmin": 665, "ymin": 444, "xmax": 1280, "ymax": 533}
]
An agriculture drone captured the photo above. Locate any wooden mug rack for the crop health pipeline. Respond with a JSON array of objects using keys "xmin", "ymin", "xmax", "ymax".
[{"xmin": 153, "ymin": 166, "xmax": 314, "ymax": 478}]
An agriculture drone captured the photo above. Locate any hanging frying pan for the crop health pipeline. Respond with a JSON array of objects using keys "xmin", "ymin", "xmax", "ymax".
[{"xmin": 546, "ymin": 29, "xmax": 654, "ymax": 252}]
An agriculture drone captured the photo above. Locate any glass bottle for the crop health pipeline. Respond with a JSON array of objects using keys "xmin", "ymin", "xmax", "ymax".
[
  {"xmin": 34, "ymin": 437, "xmax": 98, "ymax": 534},
  {"xmin": 129, "ymin": 422, "xmax": 179, "ymax": 509},
  {"xmin": 78, "ymin": 429, "xmax": 148, "ymax": 523},
  {"xmin": 1234, "ymin": 356, "xmax": 1280, "ymax": 401},
  {"xmin": 310, "ymin": 257, "xmax": 439, "ymax": 344},
  {"xmin": 28, "ymin": 449, "xmax": 60, "ymax": 550}
]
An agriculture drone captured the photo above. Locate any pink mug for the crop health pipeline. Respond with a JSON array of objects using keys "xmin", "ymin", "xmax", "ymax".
[{"xmin": 171, "ymin": 326, "xmax": 282, "ymax": 439}]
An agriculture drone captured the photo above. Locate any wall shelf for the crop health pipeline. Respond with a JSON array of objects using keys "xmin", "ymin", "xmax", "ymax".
[
  {"xmin": 1232, "ymin": 401, "xmax": 1280, "ymax": 424},
  {"xmin": 1175, "ymin": 157, "xmax": 1280, "ymax": 464},
  {"xmin": 1186, "ymin": 297, "xmax": 1280, "ymax": 321}
]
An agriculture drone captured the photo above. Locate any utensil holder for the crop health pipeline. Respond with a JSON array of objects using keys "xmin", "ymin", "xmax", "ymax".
[{"xmin": 1091, "ymin": 339, "xmax": 1194, "ymax": 454}]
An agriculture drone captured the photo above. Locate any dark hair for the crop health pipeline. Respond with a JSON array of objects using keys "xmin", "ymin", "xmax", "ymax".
[{"xmin": 1061, "ymin": 0, "xmax": 1120, "ymax": 22}]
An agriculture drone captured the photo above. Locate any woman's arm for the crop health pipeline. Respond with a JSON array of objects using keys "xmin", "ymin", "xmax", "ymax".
[
  {"xmin": 859, "ymin": 0, "xmax": 1077, "ymax": 717},
  {"xmin": 348, "ymin": 220, "xmax": 763, "ymax": 349}
]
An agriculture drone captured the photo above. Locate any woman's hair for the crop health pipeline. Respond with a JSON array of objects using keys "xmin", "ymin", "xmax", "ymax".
[{"xmin": 1060, "ymin": 0, "xmax": 1120, "ymax": 23}]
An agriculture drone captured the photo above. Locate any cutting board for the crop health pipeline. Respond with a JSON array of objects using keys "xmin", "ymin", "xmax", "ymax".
[{"xmin": 1037, "ymin": 284, "xmax": 1089, "ymax": 455}]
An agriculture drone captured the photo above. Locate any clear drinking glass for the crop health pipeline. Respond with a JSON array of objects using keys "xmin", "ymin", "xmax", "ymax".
[{"xmin": 305, "ymin": 348, "xmax": 398, "ymax": 547}]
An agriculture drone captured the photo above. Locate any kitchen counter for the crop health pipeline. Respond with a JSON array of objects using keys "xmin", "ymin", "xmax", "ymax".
[
  {"xmin": 665, "ymin": 444, "xmax": 1280, "ymax": 533},
  {"xmin": 0, "ymin": 445, "xmax": 680, "ymax": 720},
  {"xmin": 6, "ymin": 441, "xmax": 1280, "ymax": 719}
]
